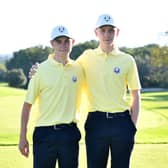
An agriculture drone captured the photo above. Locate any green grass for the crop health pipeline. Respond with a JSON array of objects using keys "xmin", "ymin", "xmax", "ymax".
[
  {"xmin": 136, "ymin": 91, "xmax": 168, "ymax": 143},
  {"xmin": 0, "ymin": 83, "xmax": 168, "ymax": 167},
  {"xmin": 0, "ymin": 144, "xmax": 168, "ymax": 168},
  {"xmin": 0, "ymin": 84, "xmax": 36, "ymax": 145}
]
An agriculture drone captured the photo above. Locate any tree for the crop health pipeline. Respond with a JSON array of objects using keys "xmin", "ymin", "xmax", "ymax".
[
  {"xmin": 6, "ymin": 68, "xmax": 27, "ymax": 88},
  {"xmin": 71, "ymin": 40, "xmax": 99, "ymax": 60},
  {"xmin": 6, "ymin": 46, "xmax": 52, "ymax": 88},
  {"xmin": 4, "ymin": 42, "xmax": 168, "ymax": 88},
  {"xmin": 120, "ymin": 44, "xmax": 168, "ymax": 88},
  {"xmin": 0, "ymin": 63, "xmax": 7, "ymax": 82}
]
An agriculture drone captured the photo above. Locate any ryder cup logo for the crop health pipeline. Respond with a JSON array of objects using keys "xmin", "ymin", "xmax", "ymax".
[
  {"xmin": 104, "ymin": 15, "xmax": 111, "ymax": 22},
  {"xmin": 58, "ymin": 26, "xmax": 65, "ymax": 33},
  {"xmin": 72, "ymin": 76, "xmax": 77, "ymax": 82},
  {"xmin": 113, "ymin": 67, "xmax": 120, "ymax": 74}
]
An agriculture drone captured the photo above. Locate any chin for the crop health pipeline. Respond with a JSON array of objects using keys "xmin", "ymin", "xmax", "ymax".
[{"xmin": 104, "ymin": 41, "xmax": 113, "ymax": 45}]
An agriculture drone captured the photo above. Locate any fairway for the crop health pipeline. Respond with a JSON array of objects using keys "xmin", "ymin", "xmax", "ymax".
[
  {"xmin": 0, "ymin": 144, "xmax": 168, "ymax": 168},
  {"xmin": 0, "ymin": 84, "xmax": 168, "ymax": 167}
]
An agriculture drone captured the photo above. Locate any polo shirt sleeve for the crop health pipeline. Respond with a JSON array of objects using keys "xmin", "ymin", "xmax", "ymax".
[
  {"xmin": 25, "ymin": 71, "xmax": 40, "ymax": 104},
  {"xmin": 127, "ymin": 57, "xmax": 141, "ymax": 90},
  {"xmin": 76, "ymin": 64, "xmax": 85, "ymax": 108}
]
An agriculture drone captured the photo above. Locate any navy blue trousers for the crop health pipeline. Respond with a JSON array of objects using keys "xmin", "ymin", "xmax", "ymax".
[
  {"xmin": 33, "ymin": 123, "xmax": 81, "ymax": 168},
  {"xmin": 85, "ymin": 111, "xmax": 137, "ymax": 168}
]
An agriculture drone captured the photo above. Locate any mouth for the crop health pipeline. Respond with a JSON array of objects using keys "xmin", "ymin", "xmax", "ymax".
[
  {"xmin": 59, "ymin": 49, "xmax": 68, "ymax": 52},
  {"xmin": 104, "ymin": 39, "xmax": 112, "ymax": 42}
]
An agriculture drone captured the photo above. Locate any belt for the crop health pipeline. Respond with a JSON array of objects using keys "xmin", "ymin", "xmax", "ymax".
[
  {"xmin": 88, "ymin": 110, "xmax": 130, "ymax": 119},
  {"xmin": 36, "ymin": 122, "xmax": 76, "ymax": 130}
]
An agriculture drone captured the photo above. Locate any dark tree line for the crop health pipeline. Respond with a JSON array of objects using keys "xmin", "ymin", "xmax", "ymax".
[
  {"xmin": 1, "ymin": 41, "xmax": 168, "ymax": 88},
  {"xmin": 120, "ymin": 44, "xmax": 168, "ymax": 88}
]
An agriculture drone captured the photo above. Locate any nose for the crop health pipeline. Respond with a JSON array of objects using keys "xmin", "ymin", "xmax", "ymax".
[
  {"xmin": 60, "ymin": 42, "xmax": 67, "ymax": 48},
  {"xmin": 105, "ymin": 30, "xmax": 111, "ymax": 36}
]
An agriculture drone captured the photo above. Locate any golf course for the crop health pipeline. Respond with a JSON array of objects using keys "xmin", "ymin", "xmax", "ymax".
[{"xmin": 0, "ymin": 83, "xmax": 168, "ymax": 167}]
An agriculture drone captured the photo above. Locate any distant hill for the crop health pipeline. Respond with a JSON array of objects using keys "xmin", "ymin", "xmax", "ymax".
[
  {"xmin": 0, "ymin": 54, "xmax": 13, "ymax": 63},
  {"xmin": 0, "ymin": 54, "xmax": 13, "ymax": 58}
]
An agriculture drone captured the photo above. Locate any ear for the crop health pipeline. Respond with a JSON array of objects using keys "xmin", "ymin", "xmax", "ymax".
[
  {"xmin": 94, "ymin": 28, "xmax": 98, "ymax": 37},
  {"xmin": 116, "ymin": 28, "xmax": 120, "ymax": 36},
  {"xmin": 50, "ymin": 40, "xmax": 54, "ymax": 47},
  {"xmin": 72, "ymin": 39, "xmax": 75, "ymax": 45}
]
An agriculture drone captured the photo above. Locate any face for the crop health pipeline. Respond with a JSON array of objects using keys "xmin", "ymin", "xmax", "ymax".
[
  {"xmin": 50, "ymin": 36, "xmax": 74, "ymax": 56},
  {"xmin": 95, "ymin": 25, "xmax": 119, "ymax": 46}
]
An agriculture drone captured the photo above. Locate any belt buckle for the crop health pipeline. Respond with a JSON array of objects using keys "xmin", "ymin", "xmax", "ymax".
[
  {"xmin": 106, "ymin": 112, "xmax": 113, "ymax": 119},
  {"xmin": 53, "ymin": 125, "xmax": 61, "ymax": 130}
]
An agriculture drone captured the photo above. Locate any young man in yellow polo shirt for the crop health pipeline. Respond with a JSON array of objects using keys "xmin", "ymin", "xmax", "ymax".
[
  {"xmin": 29, "ymin": 14, "xmax": 141, "ymax": 168},
  {"xmin": 18, "ymin": 25, "xmax": 84, "ymax": 168},
  {"xmin": 77, "ymin": 14, "xmax": 141, "ymax": 168}
]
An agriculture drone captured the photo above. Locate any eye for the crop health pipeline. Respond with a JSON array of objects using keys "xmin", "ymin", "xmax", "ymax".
[
  {"xmin": 109, "ymin": 29, "xmax": 115, "ymax": 33},
  {"xmin": 55, "ymin": 39, "xmax": 62, "ymax": 44},
  {"xmin": 65, "ymin": 39, "xmax": 70, "ymax": 44}
]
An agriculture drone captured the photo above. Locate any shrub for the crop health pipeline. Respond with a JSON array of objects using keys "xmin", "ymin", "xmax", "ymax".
[
  {"xmin": 0, "ymin": 63, "xmax": 7, "ymax": 82},
  {"xmin": 6, "ymin": 68, "xmax": 27, "ymax": 88}
]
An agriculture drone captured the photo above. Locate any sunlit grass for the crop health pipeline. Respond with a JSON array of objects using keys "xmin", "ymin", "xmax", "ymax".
[
  {"xmin": 0, "ymin": 84, "xmax": 168, "ymax": 167},
  {"xmin": 0, "ymin": 85, "xmax": 168, "ymax": 144},
  {"xmin": 0, "ymin": 144, "xmax": 168, "ymax": 168}
]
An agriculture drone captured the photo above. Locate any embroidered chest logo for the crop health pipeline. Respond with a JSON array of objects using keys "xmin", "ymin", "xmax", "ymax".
[
  {"xmin": 72, "ymin": 76, "xmax": 77, "ymax": 82},
  {"xmin": 113, "ymin": 67, "xmax": 120, "ymax": 74}
]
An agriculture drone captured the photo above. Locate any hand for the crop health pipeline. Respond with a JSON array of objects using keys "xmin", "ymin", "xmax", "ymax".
[
  {"xmin": 19, "ymin": 138, "xmax": 29, "ymax": 157},
  {"xmin": 28, "ymin": 62, "xmax": 39, "ymax": 79}
]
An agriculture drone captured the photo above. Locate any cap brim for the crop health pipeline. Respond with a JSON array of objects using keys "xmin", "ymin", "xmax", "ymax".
[
  {"xmin": 96, "ymin": 24, "xmax": 116, "ymax": 29},
  {"xmin": 51, "ymin": 35, "xmax": 72, "ymax": 41}
]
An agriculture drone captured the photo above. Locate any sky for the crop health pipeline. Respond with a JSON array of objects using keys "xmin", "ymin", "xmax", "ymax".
[{"xmin": 0, "ymin": 0, "xmax": 167, "ymax": 55}]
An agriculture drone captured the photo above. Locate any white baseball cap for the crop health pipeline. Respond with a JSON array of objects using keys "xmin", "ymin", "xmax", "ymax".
[
  {"xmin": 50, "ymin": 25, "xmax": 72, "ymax": 40},
  {"xmin": 95, "ymin": 14, "xmax": 117, "ymax": 29}
]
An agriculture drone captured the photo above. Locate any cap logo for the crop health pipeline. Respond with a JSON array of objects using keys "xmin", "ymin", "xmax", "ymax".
[
  {"xmin": 72, "ymin": 76, "xmax": 77, "ymax": 82},
  {"xmin": 113, "ymin": 67, "xmax": 120, "ymax": 74},
  {"xmin": 104, "ymin": 15, "xmax": 111, "ymax": 22},
  {"xmin": 58, "ymin": 26, "xmax": 65, "ymax": 33}
]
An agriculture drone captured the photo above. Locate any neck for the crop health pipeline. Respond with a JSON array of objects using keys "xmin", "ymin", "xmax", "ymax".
[
  {"xmin": 53, "ymin": 54, "xmax": 68, "ymax": 65},
  {"xmin": 99, "ymin": 43, "xmax": 115, "ymax": 54}
]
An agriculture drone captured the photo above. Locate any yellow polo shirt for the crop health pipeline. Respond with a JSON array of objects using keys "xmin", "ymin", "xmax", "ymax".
[
  {"xmin": 25, "ymin": 54, "xmax": 84, "ymax": 126},
  {"xmin": 77, "ymin": 47, "xmax": 141, "ymax": 113}
]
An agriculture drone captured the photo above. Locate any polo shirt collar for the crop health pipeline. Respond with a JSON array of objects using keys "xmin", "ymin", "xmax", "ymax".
[
  {"xmin": 97, "ymin": 46, "xmax": 120, "ymax": 56},
  {"xmin": 48, "ymin": 54, "xmax": 74, "ymax": 66}
]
